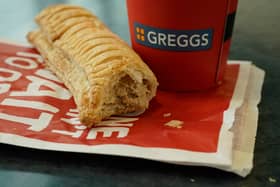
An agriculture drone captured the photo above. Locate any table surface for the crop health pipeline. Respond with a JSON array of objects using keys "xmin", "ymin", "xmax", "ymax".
[{"xmin": 0, "ymin": 0, "xmax": 279, "ymax": 187}]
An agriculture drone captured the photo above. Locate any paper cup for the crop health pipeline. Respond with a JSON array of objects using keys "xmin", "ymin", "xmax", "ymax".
[{"xmin": 126, "ymin": 0, "xmax": 238, "ymax": 91}]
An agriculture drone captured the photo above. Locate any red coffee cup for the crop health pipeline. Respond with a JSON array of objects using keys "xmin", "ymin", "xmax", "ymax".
[{"xmin": 126, "ymin": 0, "xmax": 238, "ymax": 91}]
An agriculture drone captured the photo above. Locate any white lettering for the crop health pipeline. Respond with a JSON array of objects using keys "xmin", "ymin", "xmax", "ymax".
[
  {"xmin": 177, "ymin": 35, "xmax": 189, "ymax": 47},
  {"xmin": 95, "ymin": 117, "xmax": 137, "ymax": 127},
  {"xmin": 0, "ymin": 83, "xmax": 11, "ymax": 94},
  {"xmin": 145, "ymin": 30, "xmax": 211, "ymax": 49},
  {"xmin": 16, "ymin": 52, "xmax": 43, "ymax": 63},
  {"xmin": 167, "ymin": 34, "xmax": 176, "ymax": 47},
  {"xmin": 61, "ymin": 117, "xmax": 81, "ymax": 125},
  {"xmin": 201, "ymin": 33, "xmax": 209, "ymax": 46},
  {"xmin": 10, "ymin": 76, "xmax": 71, "ymax": 99},
  {"xmin": 189, "ymin": 34, "xmax": 201, "ymax": 47},
  {"xmin": 35, "ymin": 69, "xmax": 62, "ymax": 83},
  {"xmin": 1, "ymin": 98, "xmax": 59, "ymax": 113},
  {"xmin": 0, "ymin": 112, "xmax": 53, "ymax": 131},
  {"xmin": 87, "ymin": 127, "xmax": 129, "ymax": 139},
  {"xmin": 5, "ymin": 57, "xmax": 38, "ymax": 69},
  {"xmin": 70, "ymin": 108, "xmax": 79, "ymax": 113},
  {"xmin": 147, "ymin": 31, "xmax": 157, "ymax": 44},
  {"xmin": 158, "ymin": 33, "xmax": 167, "ymax": 46},
  {"xmin": 66, "ymin": 112, "xmax": 79, "ymax": 117},
  {"xmin": 60, "ymin": 108, "xmax": 83, "ymax": 126},
  {"xmin": 52, "ymin": 129, "xmax": 84, "ymax": 138},
  {"xmin": 0, "ymin": 68, "xmax": 22, "ymax": 82}
]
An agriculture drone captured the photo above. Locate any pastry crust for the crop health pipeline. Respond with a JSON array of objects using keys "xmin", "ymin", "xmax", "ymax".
[{"xmin": 27, "ymin": 5, "xmax": 158, "ymax": 127}]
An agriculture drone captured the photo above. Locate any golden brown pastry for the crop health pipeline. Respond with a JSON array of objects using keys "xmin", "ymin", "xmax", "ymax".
[{"xmin": 27, "ymin": 5, "xmax": 158, "ymax": 127}]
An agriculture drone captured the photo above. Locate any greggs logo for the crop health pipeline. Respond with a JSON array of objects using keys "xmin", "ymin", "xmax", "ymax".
[{"xmin": 134, "ymin": 23, "xmax": 213, "ymax": 51}]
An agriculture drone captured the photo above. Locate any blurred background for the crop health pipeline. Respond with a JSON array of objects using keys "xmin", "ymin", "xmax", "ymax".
[{"xmin": 0, "ymin": 0, "xmax": 130, "ymax": 43}]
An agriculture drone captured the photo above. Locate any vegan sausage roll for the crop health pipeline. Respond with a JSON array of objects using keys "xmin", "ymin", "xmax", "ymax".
[{"xmin": 27, "ymin": 4, "xmax": 158, "ymax": 127}]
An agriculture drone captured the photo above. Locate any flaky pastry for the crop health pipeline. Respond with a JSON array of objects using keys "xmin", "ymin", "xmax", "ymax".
[{"xmin": 27, "ymin": 4, "xmax": 158, "ymax": 127}]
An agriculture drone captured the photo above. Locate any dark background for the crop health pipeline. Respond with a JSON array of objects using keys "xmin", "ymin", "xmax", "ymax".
[{"xmin": 0, "ymin": 0, "xmax": 279, "ymax": 186}]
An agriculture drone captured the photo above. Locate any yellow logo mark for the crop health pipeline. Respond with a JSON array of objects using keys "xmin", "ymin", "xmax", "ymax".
[{"xmin": 136, "ymin": 27, "xmax": 145, "ymax": 41}]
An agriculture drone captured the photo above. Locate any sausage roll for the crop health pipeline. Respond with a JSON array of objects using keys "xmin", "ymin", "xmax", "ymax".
[{"xmin": 27, "ymin": 5, "xmax": 158, "ymax": 127}]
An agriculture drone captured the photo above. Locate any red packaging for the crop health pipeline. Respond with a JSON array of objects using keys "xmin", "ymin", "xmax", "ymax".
[
  {"xmin": 0, "ymin": 41, "xmax": 265, "ymax": 177},
  {"xmin": 126, "ymin": 0, "xmax": 238, "ymax": 91}
]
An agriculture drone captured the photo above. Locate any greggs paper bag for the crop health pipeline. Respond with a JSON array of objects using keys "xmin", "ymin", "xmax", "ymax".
[{"xmin": 0, "ymin": 41, "xmax": 264, "ymax": 177}]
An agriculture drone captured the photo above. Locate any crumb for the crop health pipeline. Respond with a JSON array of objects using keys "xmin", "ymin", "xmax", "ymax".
[
  {"xmin": 164, "ymin": 120, "xmax": 184, "ymax": 128},
  {"xmin": 268, "ymin": 177, "xmax": 277, "ymax": 183},
  {"xmin": 163, "ymin": 113, "xmax": 171, "ymax": 117},
  {"xmin": 190, "ymin": 178, "xmax": 195, "ymax": 182}
]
